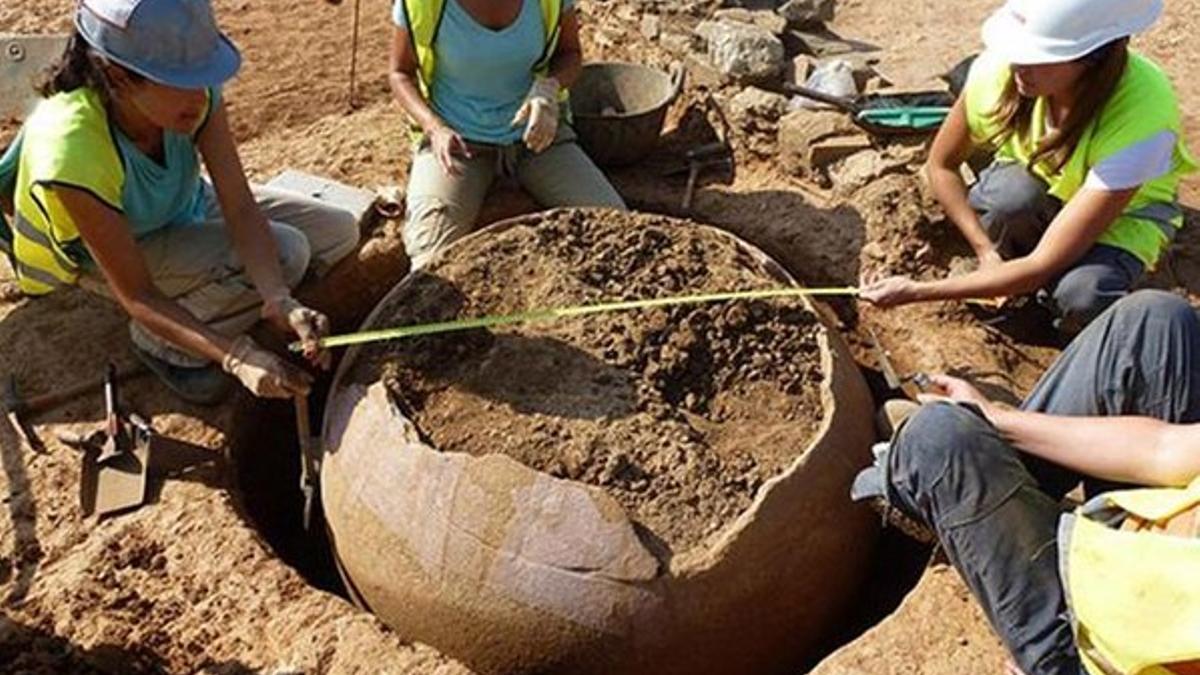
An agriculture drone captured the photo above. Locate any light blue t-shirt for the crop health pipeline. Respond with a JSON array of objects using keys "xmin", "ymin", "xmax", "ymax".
[
  {"xmin": 115, "ymin": 87, "xmax": 218, "ymax": 241},
  {"xmin": 393, "ymin": 0, "xmax": 573, "ymax": 144}
]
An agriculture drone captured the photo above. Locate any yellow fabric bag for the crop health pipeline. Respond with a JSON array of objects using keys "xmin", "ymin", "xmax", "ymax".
[{"xmin": 1061, "ymin": 477, "xmax": 1200, "ymax": 674}]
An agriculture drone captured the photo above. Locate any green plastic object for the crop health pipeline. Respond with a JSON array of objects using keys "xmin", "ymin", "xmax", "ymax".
[{"xmin": 856, "ymin": 106, "xmax": 949, "ymax": 130}]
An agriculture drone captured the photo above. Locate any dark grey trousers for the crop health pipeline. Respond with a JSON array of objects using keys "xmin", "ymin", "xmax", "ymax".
[
  {"xmin": 968, "ymin": 161, "xmax": 1145, "ymax": 335},
  {"xmin": 887, "ymin": 290, "xmax": 1200, "ymax": 675}
]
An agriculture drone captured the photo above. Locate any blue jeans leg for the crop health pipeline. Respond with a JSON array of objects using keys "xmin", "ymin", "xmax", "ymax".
[
  {"xmin": 968, "ymin": 160, "xmax": 1061, "ymax": 258},
  {"xmin": 889, "ymin": 403, "xmax": 1080, "ymax": 675},
  {"xmin": 887, "ymin": 290, "xmax": 1200, "ymax": 674},
  {"xmin": 1043, "ymin": 245, "xmax": 1144, "ymax": 337}
]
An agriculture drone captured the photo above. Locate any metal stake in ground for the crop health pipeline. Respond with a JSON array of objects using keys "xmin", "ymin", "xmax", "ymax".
[{"xmin": 348, "ymin": 0, "xmax": 362, "ymax": 109}]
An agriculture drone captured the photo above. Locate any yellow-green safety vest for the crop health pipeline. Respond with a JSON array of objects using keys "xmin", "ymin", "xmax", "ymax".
[
  {"xmin": 1060, "ymin": 477, "xmax": 1200, "ymax": 675},
  {"xmin": 400, "ymin": 0, "xmax": 570, "ymax": 104},
  {"xmin": 3, "ymin": 88, "xmax": 125, "ymax": 295},
  {"xmin": 964, "ymin": 50, "xmax": 1198, "ymax": 270}
]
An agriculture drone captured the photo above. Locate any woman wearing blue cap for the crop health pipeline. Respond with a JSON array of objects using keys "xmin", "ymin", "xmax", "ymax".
[
  {"xmin": 389, "ymin": 0, "xmax": 627, "ymax": 270},
  {"xmin": 860, "ymin": 0, "xmax": 1196, "ymax": 336},
  {"xmin": 0, "ymin": 0, "xmax": 360, "ymax": 403}
]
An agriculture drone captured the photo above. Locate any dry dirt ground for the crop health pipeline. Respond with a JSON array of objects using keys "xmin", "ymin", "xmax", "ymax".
[{"xmin": 1, "ymin": 0, "xmax": 1198, "ymax": 673}]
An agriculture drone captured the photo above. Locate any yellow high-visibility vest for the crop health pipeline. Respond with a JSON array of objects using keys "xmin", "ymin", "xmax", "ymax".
[{"xmin": 7, "ymin": 88, "xmax": 124, "ymax": 295}]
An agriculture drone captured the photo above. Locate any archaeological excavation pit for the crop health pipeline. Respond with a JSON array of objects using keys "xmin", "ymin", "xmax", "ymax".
[{"xmin": 315, "ymin": 208, "xmax": 879, "ymax": 675}]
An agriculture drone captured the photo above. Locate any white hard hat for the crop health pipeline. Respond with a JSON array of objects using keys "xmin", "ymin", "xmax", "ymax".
[{"xmin": 982, "ymin": 0, "xmax": 1163, "ymax": 65}]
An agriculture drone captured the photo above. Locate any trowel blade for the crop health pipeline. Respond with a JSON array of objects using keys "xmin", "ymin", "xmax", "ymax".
[
  {"xmin": 80, "ymin": 438, "xmax": 151, "ymax": 518},
  {"xmin": 868, "ymin": 329, "xmax": 903, "ymax": 390}
]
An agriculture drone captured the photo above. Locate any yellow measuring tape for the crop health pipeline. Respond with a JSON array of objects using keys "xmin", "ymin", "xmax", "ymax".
[{"xmin": 294, "ymin": 286, "xmax": 860, "ymax": 351}]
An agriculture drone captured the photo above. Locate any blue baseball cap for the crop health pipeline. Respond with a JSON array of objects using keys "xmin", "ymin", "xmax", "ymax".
[{"xmin": 76, "ymin": 0, "xmax": 242, "ymax": 89}]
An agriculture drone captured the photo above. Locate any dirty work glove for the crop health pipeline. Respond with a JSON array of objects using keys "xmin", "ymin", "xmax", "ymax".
[
  {"xmin": 511, "ymin": 75, "xmax": 561, "ymax": 154},
  {"xmin": 222, "ymin": 335, "xmax": 313, "ymax": 399},
  {"xmin": 263, "ymin": 295, "xmax": 332, "ymax": 370}
]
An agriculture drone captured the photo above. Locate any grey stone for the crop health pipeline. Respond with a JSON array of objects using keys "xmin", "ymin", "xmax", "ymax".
[
  {"xmin": 694, "ymin": 19, "xmax": 721, "ymax": 43},
  {"xmin": 712, "ymin": 8, "xmax": 755, "ymax": 24},
  {"xmin": 0, "ymin": 34, "xmax": 69, "ymax": 121},
  {"xmin": 702, "ymin": 21, "xmax": 785, "ymax": 83},
  {"xmin": 777, "ymin": 0, "xmax": 837, "ymax": 27},
  {"xmin": 640, "ymin": 14, "xmax": 661, "ymax": 40},
  {"xmin": 788, "ymin": 27, "xmax": 862, "ymax": 57}
]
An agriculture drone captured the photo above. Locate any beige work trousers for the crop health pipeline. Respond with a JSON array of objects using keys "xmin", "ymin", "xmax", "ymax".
[
  {"xmin": 403, "ymin": 123, "xmax": 627, "ymax": 270},
  {"xmin": 83, "ymin": 184, "xmax": 360, "ymax": 367}
]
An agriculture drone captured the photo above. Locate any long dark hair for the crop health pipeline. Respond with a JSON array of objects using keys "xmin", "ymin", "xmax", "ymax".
[
  {"xmin": 986, "ymin": 38, "xmax": 1129, "ymax": 173},
  {"xmin": 36, "ymin": 31, "xmax": 143, "ymax": 102}
]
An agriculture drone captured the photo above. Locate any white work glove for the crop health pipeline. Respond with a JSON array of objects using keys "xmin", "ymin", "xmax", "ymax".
[
  {"xmin": 511, "ymin": 75, "xmax": 561, "ymax": 154},
  {"xmin": 222, "ymin": 335, "xmax": 313, "ymax": 399},
  {"xmin": 262, "ymin": 295, "xmax": 332, "ymax": 370}
]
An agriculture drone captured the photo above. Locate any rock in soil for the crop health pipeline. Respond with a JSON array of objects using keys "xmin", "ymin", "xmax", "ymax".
[
  {"xmin": 696, "ymin": 20, "xmax": 786, "ymax": 84},
  {"xmin": 350, "ymin": 209, "xmax": 826, "ymax": 555},
  {"xmin": 777, "ymin": 0, "xmax": 837, "ymax": 27},
  {"xmin": 712, "ymin": 8, "xmax": 789, "ymax": 36},
  {"xmin": 640, "ymin": 13, "xmax": 662, "ymax": 40},
  {"xmin": 777, "ymin": 109, "xmax": 864, "ymax": 176},
  {"xmin": 729, "ymin": 86, "xmax": 791, "ymax": 126}
]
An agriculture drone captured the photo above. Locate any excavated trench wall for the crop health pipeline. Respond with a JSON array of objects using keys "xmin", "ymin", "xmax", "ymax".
[{"xmin": 319, "ymin": 209, "xmax": 878, "ymax": 674}]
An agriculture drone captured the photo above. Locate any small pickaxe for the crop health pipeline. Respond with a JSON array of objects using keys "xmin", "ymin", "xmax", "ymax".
[
  {"xmin": 682, "ymin": 142, "xmax": 734, "ymax": 213},
  {"xmin": 663, "ymin": 141, "xmax": 734, "ymax": 215}
]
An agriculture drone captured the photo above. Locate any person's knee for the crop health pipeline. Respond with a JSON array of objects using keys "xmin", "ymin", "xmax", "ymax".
[
  {"xmin": 273, "ymin": 224, "xmax": 312, "ymax": 288},
  {"xmin": 404, "ymin": 198, "xmax": 472, "ymax": 269},
  {"xmin": 892, "ymin": 403, "xmax": 991, "ymax": 492},
  {"xmin": 893, "ymin": 402, "xmax": 1032, "ymax": 526},
  {"xmin": 598, "ymin": 191, "xmax": 628, "ymax": 211},
  {"xmin": 1050, "ymin": 269, "xmax": 1117, "ymax": 334},
  {"xmin": 322, "ymin": 207, "xmax": 361, "ymax": 266},
  {"xmin": 980, "ymin": 163, "xmax": 1048, "ymax": 222},
  {"xmin": 1106, "ymin": 289, "xmax": 1195, "ymax": 328}
]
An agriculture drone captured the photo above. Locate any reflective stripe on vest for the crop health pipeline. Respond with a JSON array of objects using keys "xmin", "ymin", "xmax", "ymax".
[
  {"xmin": 0, "ymin": 215, "xmax": 12, "ymax": 257},
  {"xmin": 403, "ymin": 0, "xmax": 565, "ymax": 99},
  {"xmin": 12, "ymin": 208, "xmax": 78, "ymax": 293},
  {"xmin": 1127, "ymin": 202, "xmax": 1183, "ymax": 243}
]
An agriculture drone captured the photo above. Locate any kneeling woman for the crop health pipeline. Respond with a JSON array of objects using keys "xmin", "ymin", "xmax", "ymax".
[
  {"xmin": 390, "ymin": 0, "xmax": 627, "ymax": 270},
  {"xmin": 862, "ymin": 0, "xmax": 1196, "ymax": 334},
  {"xmin": 0, "ymin": 0, "xmax": 358, "ymax": 403}
]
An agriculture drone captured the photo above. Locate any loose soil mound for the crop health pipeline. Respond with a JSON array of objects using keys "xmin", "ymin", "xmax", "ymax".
[{"xmin": 350, "ymin": 209, "xmax": 825, "ymax": 554}]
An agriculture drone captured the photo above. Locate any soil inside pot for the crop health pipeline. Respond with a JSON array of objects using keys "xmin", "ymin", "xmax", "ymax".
[{"xmin": 350, "ymin": 209, "xmax": 827, "ymax": 555}]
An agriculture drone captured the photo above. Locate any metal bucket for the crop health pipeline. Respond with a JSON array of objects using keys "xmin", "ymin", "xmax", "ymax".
[{"xmin": 570, "ymin": 62, "xmax": 684, "ymax": 168}]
